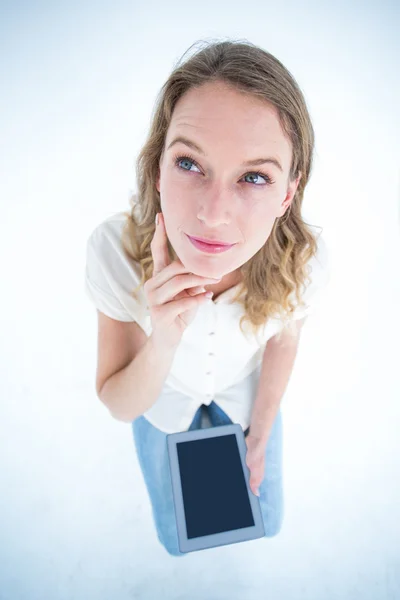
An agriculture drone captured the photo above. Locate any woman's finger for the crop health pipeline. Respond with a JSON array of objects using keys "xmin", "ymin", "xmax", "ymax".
[{"xmin": 249, "ymin": 459, "xmax": 265, "ymax": 496}]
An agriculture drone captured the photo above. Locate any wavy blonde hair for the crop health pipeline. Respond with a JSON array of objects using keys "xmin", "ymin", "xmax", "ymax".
[{"xmin": 121, "ymin": 38, "xmax": 322, "ymax": 342}]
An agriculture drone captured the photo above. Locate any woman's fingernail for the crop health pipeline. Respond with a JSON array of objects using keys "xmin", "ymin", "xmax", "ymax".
[
  {"xmin": 255, "ymin": 489, "xmax": 260, "ymax": 497},
  {"xmin": 155, "ymin": 213, "xmax": 159, "ymax": 226}
]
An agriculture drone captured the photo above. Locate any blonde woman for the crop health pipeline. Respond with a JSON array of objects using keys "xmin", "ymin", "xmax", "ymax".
[{"xmin": 85, "ymin": 39, "xmax": 331, "ymax": 557}]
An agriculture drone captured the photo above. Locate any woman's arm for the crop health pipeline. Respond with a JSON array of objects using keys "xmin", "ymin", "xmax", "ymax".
[{"xmin": 249, "ymin": 317, "xmax": 307, "ymax": 445}]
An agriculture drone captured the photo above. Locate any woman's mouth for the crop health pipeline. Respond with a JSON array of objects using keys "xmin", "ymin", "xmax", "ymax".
[{"xmin": 186, "ymin": 234, "xmax": 236, "ymax": 254}]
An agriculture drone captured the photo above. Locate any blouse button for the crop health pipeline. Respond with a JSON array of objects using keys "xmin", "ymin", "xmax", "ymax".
[
  {"xmin": 208, "ymin": 352, "xmax": 214, "ymax": 356},
  {"xmin": 206, "ymin": 371, "xmax": 212, "ymax": 375},
  {"xmin": 209, "ymin": 331, "xmax": 215, "ymax": 335}
]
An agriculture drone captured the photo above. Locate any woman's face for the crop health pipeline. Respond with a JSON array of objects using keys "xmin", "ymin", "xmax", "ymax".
[{"xmin": 156, "ymin": 81, "xmax": 301, "ymax": 280}]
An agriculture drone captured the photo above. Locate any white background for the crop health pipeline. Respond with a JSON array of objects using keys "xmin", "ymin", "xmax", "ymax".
[{"xmin": 1, "ymin": 1, "xmax": 399, "ymax": 598}]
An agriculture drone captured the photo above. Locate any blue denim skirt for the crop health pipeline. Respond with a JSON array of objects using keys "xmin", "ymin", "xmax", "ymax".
[{"xmin": 131, "ymin": 401, "xmax": 283, "ymax": 557}]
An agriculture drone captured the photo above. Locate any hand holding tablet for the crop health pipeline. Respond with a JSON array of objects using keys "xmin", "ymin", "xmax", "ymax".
[
  {"xmin": 167, "ymin": 424, "xmax": 265, "ymax": 554},
  {"xmin": 245, "ymin": 433, "xmax": 267, "ymax": 497}
]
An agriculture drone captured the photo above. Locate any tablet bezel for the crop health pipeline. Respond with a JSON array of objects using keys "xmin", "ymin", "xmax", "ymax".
[{"xmin": 166, "ymin": 423, "xmax": 265, "ymax": 553}]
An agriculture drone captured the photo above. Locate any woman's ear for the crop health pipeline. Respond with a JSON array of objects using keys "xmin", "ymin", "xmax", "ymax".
[
  {"xmin": 280, "ymin": 170, "xmax": 302, "ymax": 216},
  {"xmin": 289, "ymin": 170, "xmax": 302, "ymax": 197}
]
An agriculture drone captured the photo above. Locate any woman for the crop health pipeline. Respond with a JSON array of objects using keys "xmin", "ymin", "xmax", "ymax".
[{"xmin": 85, "ymin": 38, "xmax": 330, "ymax": 557}]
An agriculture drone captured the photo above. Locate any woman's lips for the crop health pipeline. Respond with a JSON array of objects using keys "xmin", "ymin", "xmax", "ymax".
[
  {"xmin": 189, "ymin": 235, "xmax": 234, "ymax": 246},
  {"xmin": 186, "ymin": 234, "xmax": 236, "ymax": 254}
]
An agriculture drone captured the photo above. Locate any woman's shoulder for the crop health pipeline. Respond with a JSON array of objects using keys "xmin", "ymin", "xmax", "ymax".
[
  {"xmin": 307, "ymin": 226, "xmax": 331, "ymax": 286},
  {"xmin": 87, "ymin": 210, "xmax": 140, "ymax": 268},
  {"xmin": 85, "ymin": 210, "xmax": 147, "ymax": 321},
  {"xmin": 284, "ymin": 225, "xmax": 331, "ymax": 322},
  {"xmin": 88, "ymin": 210, "xmax": 130, "ymax": 244}
]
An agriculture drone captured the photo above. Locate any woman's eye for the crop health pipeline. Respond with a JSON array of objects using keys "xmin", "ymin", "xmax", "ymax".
[
  {"xmin": 175, "ymin": 156, "xmax": 201, "ymax": 173},
  {"xmin": 242, "ymin": 172, "xmax": 269, "ymax": 185},
  {"xmin": 174, "ymin": 154, "xmax": 273, "ymax": 186}
]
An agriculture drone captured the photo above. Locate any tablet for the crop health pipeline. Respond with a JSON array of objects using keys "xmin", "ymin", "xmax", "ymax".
[{"xmin": 166, "ymin": 423, "xmax": 265, "ymax": 554}]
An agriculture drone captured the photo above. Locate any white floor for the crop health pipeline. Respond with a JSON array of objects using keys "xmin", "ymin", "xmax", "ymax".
[{"xmin": 2, "ymin": 2, "xmax": 399, "ymax": 598}]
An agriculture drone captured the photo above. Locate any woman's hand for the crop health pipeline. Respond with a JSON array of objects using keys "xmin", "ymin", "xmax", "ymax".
[
  {"xmin": 245, "ymin": 433, "xmax": 266, "ymax": 497},
  {"xmin": 145, "ymin": 212, "xmax": 221, "ymax": 352}
]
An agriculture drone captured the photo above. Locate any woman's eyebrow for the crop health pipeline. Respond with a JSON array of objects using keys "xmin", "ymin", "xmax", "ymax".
[{"xmin": 167, "ymin": 135, "xmax": 283, "ymax": 172}]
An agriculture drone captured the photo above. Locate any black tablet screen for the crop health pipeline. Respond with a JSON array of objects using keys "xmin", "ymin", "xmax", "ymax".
[{"xmin": 176, "ymin": 434, "xmax": 255, "ymax": 539}]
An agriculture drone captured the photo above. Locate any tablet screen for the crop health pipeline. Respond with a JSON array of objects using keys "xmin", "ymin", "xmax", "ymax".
[{"xmin": 176, "ymin": 433, "xmax": 255, "ymax": 539}]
